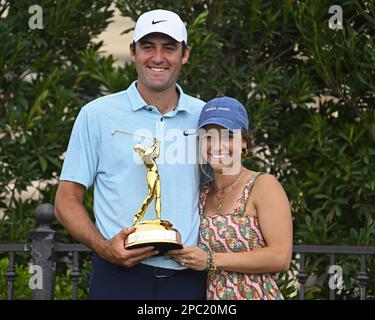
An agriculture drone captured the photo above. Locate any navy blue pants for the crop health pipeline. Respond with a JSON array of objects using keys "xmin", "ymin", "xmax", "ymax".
[{"xmin": 88, "ymin": 253, "xmax": 207, "ymax": 300}]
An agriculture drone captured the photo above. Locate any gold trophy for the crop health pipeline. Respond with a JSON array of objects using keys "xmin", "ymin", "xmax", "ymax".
[{"xmin": 112, "ymin": 130, "xmax": 183, "ymax": 255}]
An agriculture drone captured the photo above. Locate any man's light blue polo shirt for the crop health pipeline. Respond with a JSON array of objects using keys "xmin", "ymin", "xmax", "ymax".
[{"xmin": 59, "ymin": 81, "xmax": 205, "ymax": 270}]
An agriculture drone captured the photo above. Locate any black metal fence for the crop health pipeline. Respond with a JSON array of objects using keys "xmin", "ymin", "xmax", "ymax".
[{"xmin": 1, "ymin": 203, "xmax": 374, "ymax": 300}]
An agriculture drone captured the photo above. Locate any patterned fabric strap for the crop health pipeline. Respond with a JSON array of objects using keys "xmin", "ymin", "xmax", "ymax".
[
  {"xmin": 199, "ymin": 185, "xmax": 210, "ymax": 212},
  {"xmin": 240, "ymin": 172, "xmax": 264, "ymax": 213},
  {"xmin": 199, "ymin": 171, "xmax": 264, "ymax": 215},
  {"xmin": 247, "ymin": 172, "xmax": 263, "ymax": 190}
]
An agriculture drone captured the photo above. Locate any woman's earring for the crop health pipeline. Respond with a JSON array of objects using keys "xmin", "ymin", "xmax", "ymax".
[{"xmin": 241, "ymin": 147, "xmax": 249, "ymax": 158}]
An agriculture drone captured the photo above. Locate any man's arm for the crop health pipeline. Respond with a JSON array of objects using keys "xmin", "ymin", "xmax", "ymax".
[{"xmin": 54, "ymin": 181, "xmax": 158, "ymax": 267}]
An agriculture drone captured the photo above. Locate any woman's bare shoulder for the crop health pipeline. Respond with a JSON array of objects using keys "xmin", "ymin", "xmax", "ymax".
[{"xmin": 253, "ymin": 173, "xmax": 288, "ymax": 200}]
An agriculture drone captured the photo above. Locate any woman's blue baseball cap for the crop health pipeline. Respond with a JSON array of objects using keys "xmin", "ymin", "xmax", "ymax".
[{"xmin": 198, "ymin": 97, "xmax": 249, "ymax": 131}]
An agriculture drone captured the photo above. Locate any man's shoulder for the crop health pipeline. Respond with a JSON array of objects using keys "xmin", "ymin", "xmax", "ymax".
[
  {"xmin": 81, "ymin": 90, "xmax": 128, "ymax": 113},
  {"xmin": 182, "ymin": 93, "xmax": 206, "ymax": 113}
]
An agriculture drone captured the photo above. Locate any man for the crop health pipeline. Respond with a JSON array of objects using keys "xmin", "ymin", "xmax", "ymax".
[{"xmin": 54, "ymin": 9, "xmax": 206, "ymax": 299}]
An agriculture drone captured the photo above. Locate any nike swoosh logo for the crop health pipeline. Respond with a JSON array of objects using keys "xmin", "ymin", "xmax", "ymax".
[
  {"xmin": 152, "ymin": 19, "xmax": 167, "ymax": 24},
  {"xmin": 183, "ymin": 130, "xmax": 197, "ymax": 136}
]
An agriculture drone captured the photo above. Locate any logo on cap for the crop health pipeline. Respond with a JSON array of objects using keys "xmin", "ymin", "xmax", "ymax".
[
  {"xmin": 152, "ymin": 19, "xmax": 167, "ymax": 25},
  {"xmin": 205, "ymin": 106, "xmax": 230, "ymax": 112}
]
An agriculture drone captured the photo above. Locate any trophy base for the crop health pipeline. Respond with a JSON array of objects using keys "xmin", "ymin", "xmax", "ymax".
[
  {"xmin": 125, "ymin": 220, "xmax": 183, "ymax": 256},
  {"xmin": 126, "ymin": 241, "xmax": 182, "ymax": 256}
]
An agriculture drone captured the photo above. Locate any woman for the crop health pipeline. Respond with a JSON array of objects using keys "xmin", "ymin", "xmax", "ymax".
[{"xmin": 168, "ymin": 97, "xmax": 293, "ymax": 300}]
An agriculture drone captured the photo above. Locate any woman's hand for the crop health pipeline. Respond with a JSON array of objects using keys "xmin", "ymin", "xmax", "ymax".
[{"xmin": 168, "ymin": 246, "xmax": 208, "ymax": 271}]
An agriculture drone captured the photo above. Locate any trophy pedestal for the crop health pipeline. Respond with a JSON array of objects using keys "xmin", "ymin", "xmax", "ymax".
[{"xmin": 125, "ymin": 220, "xmax": 182, "ymax": 255}]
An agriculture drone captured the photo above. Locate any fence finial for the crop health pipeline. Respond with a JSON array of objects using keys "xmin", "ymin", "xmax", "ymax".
[{"xmin": 35, "ymin": 203, "xmax": 54, "ymax": 231}]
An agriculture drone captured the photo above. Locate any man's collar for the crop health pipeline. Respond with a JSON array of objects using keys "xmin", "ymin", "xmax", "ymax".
[
  {"xmin": 127, "ymin": 81, "xmax": 192, "ymax": 114},
  {"xmin": 174, "ymin": 84, "xmax": 191, "ymax": 114},
  {"xmin": 127, "ymin": 81, "xmax": 148, "ymax": 111}
]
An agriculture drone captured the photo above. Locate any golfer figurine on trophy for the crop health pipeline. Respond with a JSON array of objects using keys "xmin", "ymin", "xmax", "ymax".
[{"xmin": 112, "ymin": 130, "xmax": 183, "ymax": 255}]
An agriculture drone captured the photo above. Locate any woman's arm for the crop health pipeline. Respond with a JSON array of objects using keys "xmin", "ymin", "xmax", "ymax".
[
  {"xmin": 168, "ymin": 174, "xmax": 293, "ymax": 274},
  {"xmin": 215, "ymin": 174, "xmax": 293, "ymax": 273}
]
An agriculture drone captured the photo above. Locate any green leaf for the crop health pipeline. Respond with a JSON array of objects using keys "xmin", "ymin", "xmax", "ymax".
[{"xmin": 38, "ymin": 156, "xmax": 48, "ymax": 173}]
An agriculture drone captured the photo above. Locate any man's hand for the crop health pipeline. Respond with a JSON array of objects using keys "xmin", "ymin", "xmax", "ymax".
[{"xmin": 97, "ymin": 227, "xmax": 159, "ymax": 268}]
